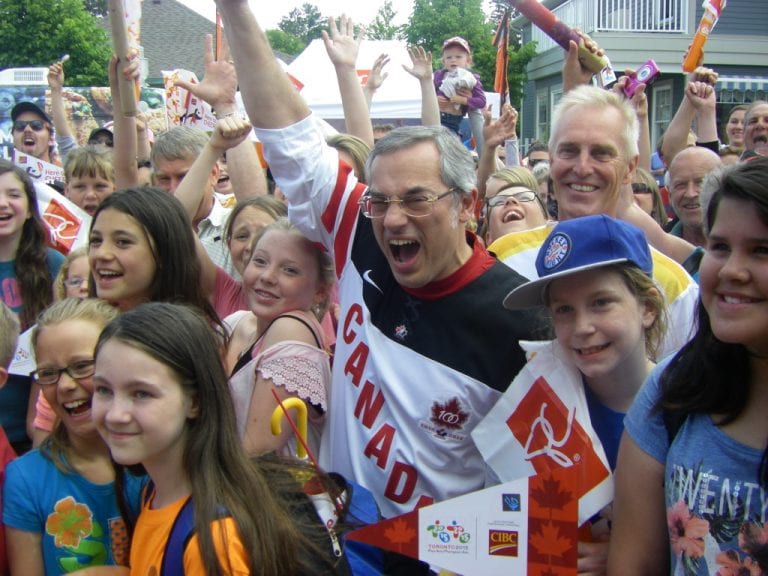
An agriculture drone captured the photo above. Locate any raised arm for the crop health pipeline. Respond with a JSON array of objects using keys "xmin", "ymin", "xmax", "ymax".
[
  {"xmin": 175, "ymin": 34, "xmax": 267, "ymax": 201},
  {"xmin": 108, "ymin": 54, "xmax": 140, "ymax": 189},
  {"xmin": 403, "ymin": 47, "xmax": 440, "ymax": 127},
  {"xmin": 562, "ymin": 34, "xmax": 604, "ymax": 94},
  {"xmin": 363, "ymin": 53, "xmax": 390, "ymax": 109},
  {"xmin": 215, "ymin": 0, "xmax": 310, "ymax": 129},
  {"xmin": 47, "ymin": 61, "xmax": 75, "ymax": 144},
  {"xmin": 477, "ymin": 104, "xmax": 518, "ymax": 199},
  {"xmin": 322, "ymin": 15, "xmax": 374, "ymax": 147},
  {"xmin": 614, "ymin": 74, "xmax": 651, "ymax": 172},
  {"xmin": 176, "ymin": 116, "xmax": 253, "ymax": 294},
  {"xmin": 661, "ymin": 67, "xmax": 718, "ymax": 162}
]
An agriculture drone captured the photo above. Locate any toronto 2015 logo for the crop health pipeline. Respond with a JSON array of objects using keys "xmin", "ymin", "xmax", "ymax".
[{"xmin": 426, "ymin": 520, "xmax": 471, "ymax": 544}]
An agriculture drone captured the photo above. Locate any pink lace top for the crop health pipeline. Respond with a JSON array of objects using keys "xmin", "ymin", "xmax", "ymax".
[{"xmin": 227, "ymin": 310, "xmax": 331, "ymax": 458}]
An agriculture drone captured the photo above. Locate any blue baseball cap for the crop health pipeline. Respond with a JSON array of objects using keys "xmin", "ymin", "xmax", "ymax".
[{"xmin": 503, "ymin": 215, "xmax": 653, "ymax": 309}]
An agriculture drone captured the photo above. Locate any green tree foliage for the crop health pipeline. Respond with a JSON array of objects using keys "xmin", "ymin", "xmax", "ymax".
[
  {"xmin": 403, "ymin": 0, "xmax": 535, "ymax": 108},
  {"xmin": 83, "ymin": 0, "xmax": 108, "ymax": 18},
  {"xmin": 278, "ymin": 3, "xmax": 326, "ymax": 47},
  {"xmin": 0, "ymin": 0, "xmax": 112, "ymax": 85},
  {"xmin": 266, "ymin": 29, "xmax": 305, "ymax": 56},
  {"xmin": 367, "ymin": 0, "xmax": 404, "ymax": 41}
]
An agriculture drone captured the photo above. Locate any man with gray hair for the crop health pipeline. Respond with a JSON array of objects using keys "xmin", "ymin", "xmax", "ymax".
[
  {"xmin": 667, "ymin": 146, "xmax": 722, "ymax": 247},
  {"xmin": 151, "ymin": 126, "xmax": 236, "ymax": 275},
  {"xmin": 216, "ymin": 0, "xmax": 547, "ymax": 519},
  {"xmin": 489, "ymin": 84, "xmax": 699, "ymax": 356}
]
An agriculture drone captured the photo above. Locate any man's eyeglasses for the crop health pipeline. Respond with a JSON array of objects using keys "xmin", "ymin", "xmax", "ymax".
[
  {"xmin": 13, "ymin": 120, "xmax": 47, "ymax": 132},
  {"xmin": 31, "ymin": 359, "xmax": 96, "ymax": 386},
  {"xmin": 486, "ymin": 189, "xmax": 538, "ymax": 209},
  {"xmin": 528, "ymin": 158, "xmax": 548, "ymax": 168},
  {"xmin": 631, "ymin": 183, "xmax": 652, "ymax": 194},
  {"xmin": 359, "ymin": 188, "xmax": 458, "ymax": 218}
]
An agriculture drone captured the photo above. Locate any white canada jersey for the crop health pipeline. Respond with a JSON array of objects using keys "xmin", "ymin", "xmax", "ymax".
[{"xmin": 256, "ymin": 116, "xmax": 549, "ymax": 517}]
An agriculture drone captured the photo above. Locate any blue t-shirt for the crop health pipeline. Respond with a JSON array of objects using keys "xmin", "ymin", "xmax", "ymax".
[
  {"xmin": 3, "ymin": 448, "xmax": 145, "ymax": 575},
  {"xmin": 626, "ymin": 359, "xmax": 766, "ymax": 575},
  {"xmin": 585, "ymin": 385, "xmax": 625, "ymax": 471},
  {"xmin": 0, "ymin": 248, "xmax": 65, "ymax": 446}
]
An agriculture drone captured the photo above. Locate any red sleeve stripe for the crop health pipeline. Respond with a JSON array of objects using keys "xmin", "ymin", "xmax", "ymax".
[
  {"xmin": 333, "ymin": 181, "xmax": 367, "ymax": 275},
  {"xmin": 321, "ymin": 160, "xmax": 353, "ymax": 234}
]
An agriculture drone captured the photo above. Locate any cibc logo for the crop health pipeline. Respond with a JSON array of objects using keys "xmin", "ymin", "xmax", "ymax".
[{"xmin": 488, "ymin": 529, "xmax": 518, "ymax": 557}]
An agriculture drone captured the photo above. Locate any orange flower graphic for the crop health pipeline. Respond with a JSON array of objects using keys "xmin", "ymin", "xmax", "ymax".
[
  {"xmin": 45, "ymin": 496, "xmax": 94, "ymax": 548},
  {"xmin": 667, "ymin": 500, "xmax": 709, "ymax": 559}
]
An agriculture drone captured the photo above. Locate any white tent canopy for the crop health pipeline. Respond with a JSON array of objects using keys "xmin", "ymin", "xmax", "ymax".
[
  {"xmin": 286, "ymin": 39, "xmax": 499, "ymax": 121},
  {"xmin": 287, "ymin": 39, "xmax": 422, "ymax": 120}
]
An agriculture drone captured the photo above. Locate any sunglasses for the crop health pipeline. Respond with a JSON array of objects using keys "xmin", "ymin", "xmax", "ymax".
[
  {"xmin": 13, "ymin": 120, "xmax": 47, "ymax": 132},
  {"xmin": 631, "ymin": 183, "xmax": 652, "ymax": 194}
]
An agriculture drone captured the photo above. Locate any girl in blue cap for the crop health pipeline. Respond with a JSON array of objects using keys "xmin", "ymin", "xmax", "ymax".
[{"xmin": 503, "ymin": 213, "xmax": 666, "ymax": 574}]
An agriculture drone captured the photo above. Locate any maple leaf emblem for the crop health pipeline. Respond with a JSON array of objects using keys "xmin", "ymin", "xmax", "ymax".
[
  {"xmin": 384, "ymin": 518, "xmax": 417, "ymax": 553},
  {"xmin": 531, "ymin": 473, "xmax": 573, "ymax": 513},
  {"xmin": 530, "ymin": 520, "xmax": 574, "ymax": 558},
  {"xmin": 430, "ymin": 397, "xmax": 469, "ymax": 430}
]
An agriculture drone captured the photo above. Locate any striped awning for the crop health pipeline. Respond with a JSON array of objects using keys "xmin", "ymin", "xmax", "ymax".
[{"xmin": 716, "ymin": 76, "xmax": 768, "ymax": 103}]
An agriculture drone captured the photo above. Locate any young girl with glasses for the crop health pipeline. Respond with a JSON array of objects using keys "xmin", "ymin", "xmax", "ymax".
[
  {"xmin": 481, "ymin": 167, "xmax": 549, "ymax": 244},
  {"xmin": 3, "ymin": 298, "xmax": 145, "ymax": 575}
]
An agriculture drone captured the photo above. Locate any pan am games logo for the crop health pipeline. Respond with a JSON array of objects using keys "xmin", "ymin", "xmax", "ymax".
[{"xmin": 506, "ymin": 376, "xmax": 609, "ymax": 497}]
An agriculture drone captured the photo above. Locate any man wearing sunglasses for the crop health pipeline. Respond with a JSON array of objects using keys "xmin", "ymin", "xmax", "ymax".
[
  {"xmin": 217, "ymin": 0, "xmax": 548, "ymax": 521},
  {"xmin": 10, "ymin": 102, "xmax": 54, "ymax": 164}
]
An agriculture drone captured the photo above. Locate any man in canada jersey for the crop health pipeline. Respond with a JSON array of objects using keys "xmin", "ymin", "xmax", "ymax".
[{"xmin": 216, "ymin": 0, "xmax": 548, "ymax": 517}]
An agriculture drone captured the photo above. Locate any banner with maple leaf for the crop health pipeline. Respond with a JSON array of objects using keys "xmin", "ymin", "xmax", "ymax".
[
  {"xmin": 471, "ymin": 340, "xmax": 613, "ymax": 526},
  {"xmin": 346, "ymin": 471, "xmax": 577, "ymax": 575}
]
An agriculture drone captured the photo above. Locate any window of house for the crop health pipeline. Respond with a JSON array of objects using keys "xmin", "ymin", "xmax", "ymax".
[
  {"xmin": 536, "ymin": 89, "xmax": 549, "ymax": 141},
  {"xmin": 651, "ymin": 81, "xmax": 673, "ymax": 149}
]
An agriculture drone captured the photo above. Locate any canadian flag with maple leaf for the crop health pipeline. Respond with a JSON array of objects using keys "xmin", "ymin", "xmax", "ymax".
[{"xmin": 471, "ymin": 340, "xmax": 614, "ymax": 527}]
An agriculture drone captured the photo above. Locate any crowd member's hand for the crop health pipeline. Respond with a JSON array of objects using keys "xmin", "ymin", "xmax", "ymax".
[
  {"xmin": 685, "ymin": 80, "xmax": 716, "ymax": 112},
  {"xmin": 366, "ymin": 53, "xmax": 390, "ymax": 94},
  {"xmin": 48, "ymin": 62, "xmax": 65, "ymax": 91},
  {"xmin": 612, "ymin": 74, "xmax": 648, "ymax": 118},
  {"xmin": 483, "ymin": 104, "xmax": 518, "ymax": 149},
  {"xmin": 209, "ymin": 114, "xmax": 253, "ymax": 153},
  {"xmin": 403, "ymin": 47, "xmax": 432, "ymax": 82},
  {"xmin": 562, "ymin": 30, "xmax": 604, "ymax": 93},
  {"xmin": 577, "ymin": 539, "xmax": 609, "ymax": 576},
  {"xmin": 690, "ymin": 66, "xmax": 718, "ymax": 86},
  {"xmin": 175, "ymin": 34, "xmax": 237, "ymax": 111},
  {"xmin": 322, "ymin": 14, "xmax": 364, "ymax": 69}
]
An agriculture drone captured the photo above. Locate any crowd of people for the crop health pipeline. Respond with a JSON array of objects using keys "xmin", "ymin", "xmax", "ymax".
[{"xmin": 0, "ymin": 0, "xmax": 767, "ymax": 574}]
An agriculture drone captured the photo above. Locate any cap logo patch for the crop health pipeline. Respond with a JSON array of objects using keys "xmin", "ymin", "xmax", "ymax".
[{"xmin": 543, "ymin": 233, "xmax": 571, "ymax": 270}]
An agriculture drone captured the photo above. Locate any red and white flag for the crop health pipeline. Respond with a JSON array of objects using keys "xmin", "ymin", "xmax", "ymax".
[{"xmin": 471, "ymin": 340, "xmax": 613, "ymax": 526}]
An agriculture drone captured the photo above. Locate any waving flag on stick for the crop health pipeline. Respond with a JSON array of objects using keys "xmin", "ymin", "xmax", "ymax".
[{"xmin": 493, "ymin": 7, "xmax": 511, "ymax": 107}]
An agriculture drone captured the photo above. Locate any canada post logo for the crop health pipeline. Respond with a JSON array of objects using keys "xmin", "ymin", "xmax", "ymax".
[
  {"xmin": 506, "ymin": 376, "xmax": 609, "ymax": 498},
  {"xmin": 43, "ymin": 197, "xmax": 82, "ymax": 253},
  {"xmin": 488, "ymin": 529, "xmax": 518, "ymax": 557}
]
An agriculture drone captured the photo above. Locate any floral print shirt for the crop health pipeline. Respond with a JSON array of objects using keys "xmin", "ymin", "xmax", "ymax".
[{"xmin": 626, "ymin": 360, "xmax": 768, "ymax": 576}]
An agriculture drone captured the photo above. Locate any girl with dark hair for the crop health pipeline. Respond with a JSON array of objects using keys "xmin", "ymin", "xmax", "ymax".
[
  {"xmin": 3, "ymin": 299, "xmax": 144, "ymax": 575},
  {"xmin": 91, "ymin": 302, "xmax": 348, "ymax": 575},
  {"xmin": 87, "ymin": 187, "xmax": 220, "ymax": 329},
  {"xmin": 609, "ymin": 158, "xmax": 768, "ymax": 575},
  {"xmin": 0, "ymin": 160, "xmax": 64, "ymax": 453}
]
